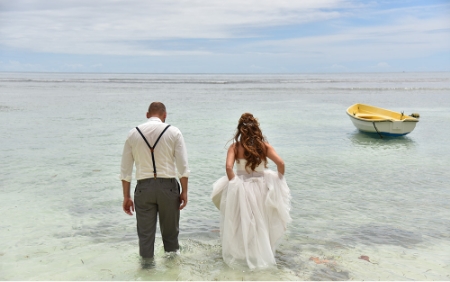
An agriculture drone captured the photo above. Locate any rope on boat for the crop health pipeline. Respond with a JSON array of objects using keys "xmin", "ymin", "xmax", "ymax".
[{"xmin": 372, "ymin": 122, "xmax": 383, "ymax": 139}]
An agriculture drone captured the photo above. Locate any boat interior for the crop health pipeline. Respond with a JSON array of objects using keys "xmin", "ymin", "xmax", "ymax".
[{"xmin": 347, "ymin": 104, "xmax": 419, "ymax": 122}]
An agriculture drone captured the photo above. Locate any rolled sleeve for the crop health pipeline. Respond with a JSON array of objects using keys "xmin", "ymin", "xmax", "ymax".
[
  {"xmin": 120, "ymin": 139, "xmax": 134, "ymax": 182},
  {"xmin": 174, "ymin": 131, "xmax": 190, "ymax": 178}
]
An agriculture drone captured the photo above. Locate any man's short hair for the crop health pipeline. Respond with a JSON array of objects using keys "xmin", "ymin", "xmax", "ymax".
[{"xmin": 148, "ymin": 102, "xmax": 166, "ymax": 115}]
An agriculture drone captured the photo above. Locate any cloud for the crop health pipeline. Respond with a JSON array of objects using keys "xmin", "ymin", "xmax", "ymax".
[
  {"xmin": 0, "ymin": 60, "xmax": 41, "ymax": 71},
  {"xmin": 375, "ymin": 62, "xmax": 390, "ymax": 68},
  {"xmin": 238, "ymin": 11, "xmax": 450, "ymax": 63},
  {"xmin": 328, "ymin": 64, "xmax": 348, "ymax": 71},
  {"xmin": 64, "ymin": 63, "xmax": 84, "ymax": 69},
  {"xmin": 0, "ymin": 0, "xmax": 449, "ymax": 72},
  {"xmin": 0, "ymin": 0, "xmax": 346, "ymax": 55}
]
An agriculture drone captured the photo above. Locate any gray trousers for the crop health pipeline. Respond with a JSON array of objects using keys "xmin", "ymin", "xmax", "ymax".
[{"xmin": 134, "ymin": 178, "xmax": 180, "ymax": 258}]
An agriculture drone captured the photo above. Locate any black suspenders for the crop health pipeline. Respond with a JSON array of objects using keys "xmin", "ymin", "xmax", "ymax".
[{"xmin": 135, "ymin": 125, "xmax": 171, "ymax": 179}]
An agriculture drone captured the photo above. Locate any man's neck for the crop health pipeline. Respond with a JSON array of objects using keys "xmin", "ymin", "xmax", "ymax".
[{"xmin": 149, "ymin": 116, "xmax": 164, "ymax": 122}]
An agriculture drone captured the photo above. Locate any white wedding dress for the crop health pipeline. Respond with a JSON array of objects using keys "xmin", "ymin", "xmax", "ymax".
[{"xmin": 211, "ymin": 159, "xmax": 291, "ymax": 269}]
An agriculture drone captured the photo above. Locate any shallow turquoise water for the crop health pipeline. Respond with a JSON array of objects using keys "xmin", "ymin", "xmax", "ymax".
[{"xmin": 0, "ymin": 72, "xmax": 449, "ymax": 280}]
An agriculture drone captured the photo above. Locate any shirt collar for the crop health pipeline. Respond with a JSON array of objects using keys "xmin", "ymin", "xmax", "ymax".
[{"xmin": 148, "ymin": 117, "xmax": 163, "ymax": 123}]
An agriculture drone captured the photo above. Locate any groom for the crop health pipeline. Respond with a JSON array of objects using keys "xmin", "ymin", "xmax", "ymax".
[{"xmin": 120, "ymin": 102, "xmax": 190, "ymax": 258}]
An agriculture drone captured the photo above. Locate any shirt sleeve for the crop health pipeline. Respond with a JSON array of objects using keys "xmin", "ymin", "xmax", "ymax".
[
  {"xmin": 174, "ymin": 130, "xmax": 190, "ymax": 178},
  {"xmin": 120, "ymin": 138, "xmax": 134, "ymax": 182}
]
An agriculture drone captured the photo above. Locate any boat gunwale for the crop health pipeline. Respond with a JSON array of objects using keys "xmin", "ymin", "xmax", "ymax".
[
  {"xmin": 345, "ymin": 112, "xmax": 419, "ymax": 123},
  {"xmin": 346, "ymin": 103, "xmax": 419, "ymax": 123}
]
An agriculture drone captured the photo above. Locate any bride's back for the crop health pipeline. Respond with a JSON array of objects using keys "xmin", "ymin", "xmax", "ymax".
[{"xmin": 234, "ymin": 141, "xmax": 266, "ymax": 159}]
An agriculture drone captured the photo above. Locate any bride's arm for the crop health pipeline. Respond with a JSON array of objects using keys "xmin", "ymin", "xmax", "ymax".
[
  {"xmin": 226, "ymin": 144, "xmax": 236, "ymax": 180},
  {"xmin": 266, "ymin": 143, "xmax": 285, "ymax": 176}
]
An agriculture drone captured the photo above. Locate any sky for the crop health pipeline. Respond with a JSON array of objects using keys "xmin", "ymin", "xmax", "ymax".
[{"xmin": 0, "ymin": 0, "xmax": 449, "ymax": 73}]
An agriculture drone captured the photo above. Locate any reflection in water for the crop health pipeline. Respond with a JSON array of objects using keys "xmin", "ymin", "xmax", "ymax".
[
  {"xmin": 348, "ymin": 131, "xmax": 416, "ymax": 149},
  {"xmin": 140, "ymin": 257, "xmax": 155, "ymax": 269}
]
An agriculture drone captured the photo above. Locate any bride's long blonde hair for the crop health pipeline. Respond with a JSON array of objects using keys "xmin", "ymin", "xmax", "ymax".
[{"xmin": 233, "ymin": 113, "xmax": 268, "ymax": 171}]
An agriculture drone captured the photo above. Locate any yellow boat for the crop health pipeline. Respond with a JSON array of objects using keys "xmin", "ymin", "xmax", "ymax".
[{"xmin": 346, "ymin": 103, "xmax": 419, "ymax": 137}]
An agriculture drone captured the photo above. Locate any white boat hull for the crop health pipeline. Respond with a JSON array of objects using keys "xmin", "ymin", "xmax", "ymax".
[{"xmin": 348, "ymin": 115, "xmax": 417, "ymax": 136}]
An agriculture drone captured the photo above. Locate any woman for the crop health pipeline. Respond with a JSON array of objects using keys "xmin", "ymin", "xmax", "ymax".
[{"xmin": 211, "ymin": 113, "xmax": 291, "ymax": 269}]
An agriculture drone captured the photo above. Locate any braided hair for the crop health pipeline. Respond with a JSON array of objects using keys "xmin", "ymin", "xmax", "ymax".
[{"xmin": 233, "ymin": 113, "xmax": 268, "ymax": 172}]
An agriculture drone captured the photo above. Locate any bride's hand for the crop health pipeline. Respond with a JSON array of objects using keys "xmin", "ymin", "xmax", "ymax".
[{"xmin": 278, "ymin": 172, "xmax": 284, "ymax": 179}]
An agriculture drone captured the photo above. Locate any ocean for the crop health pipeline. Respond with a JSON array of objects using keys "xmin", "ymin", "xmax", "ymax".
[{"xmin": 0, "ymin": 72, "xmax": 449, "ymax": 280}]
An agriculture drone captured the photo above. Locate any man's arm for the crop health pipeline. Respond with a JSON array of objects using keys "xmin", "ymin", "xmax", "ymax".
[
  {"xmin": 179, "ymin": 177, "xmax": 188, "ymax": 210},
  {"xmin": 121, "ymin": 137, "xmax": 135, "ymax": 215},
  {"xmin": 174, "ymin": 131, "xmax": 190, "ymax": 179},
  {"xmin": 173, "ymin": 130, "xmax": 190, "ymax": 210},
  {"xmin": 122, "ymin": 180, "xmax": 134, "ymax": 215},
  {"xmin": 120, "ymin": 138, "xmax": 134, "ymax": 182}
]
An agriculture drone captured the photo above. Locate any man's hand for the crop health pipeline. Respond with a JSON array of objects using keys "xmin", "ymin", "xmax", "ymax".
[
  {"xmin": 179, "ymin": 177, "xmax": 188, "ymax": 210},
  {"xmin": 123, "ymin": 197, "xmax": 134, "ymax": 215},
  {"xmin": 179, "ymin": 191, "xmax": 188, "ymax": 210}
]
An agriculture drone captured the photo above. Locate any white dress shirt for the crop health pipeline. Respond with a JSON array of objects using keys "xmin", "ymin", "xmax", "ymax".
[{"xmin": 120, "ymin": 117, "xmax": 190, "ymax": 181}]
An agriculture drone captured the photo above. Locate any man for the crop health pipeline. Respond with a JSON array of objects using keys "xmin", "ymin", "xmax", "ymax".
[{"xmin": 120, "ymin": 102, "xmax": 189, "ymax": 259}]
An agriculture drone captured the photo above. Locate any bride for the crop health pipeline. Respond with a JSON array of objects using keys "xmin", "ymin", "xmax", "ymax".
[{"xmin": 211, "ymin": 113, "xmax": 291, "ymax": 269}]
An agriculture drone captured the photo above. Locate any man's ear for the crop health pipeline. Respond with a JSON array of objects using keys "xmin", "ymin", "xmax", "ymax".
[
  {"xmin": 162, "ymin": 112, "xmax": 167, "ymax": 121},
  {"xmin": 146, "ymin": 112, "xmax": 150, "ymax": 118}
]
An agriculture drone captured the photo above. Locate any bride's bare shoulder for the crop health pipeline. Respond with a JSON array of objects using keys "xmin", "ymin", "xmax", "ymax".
[{"xmin": 229, "ymin": 142, "xmax": 244, "ymax": 149}]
